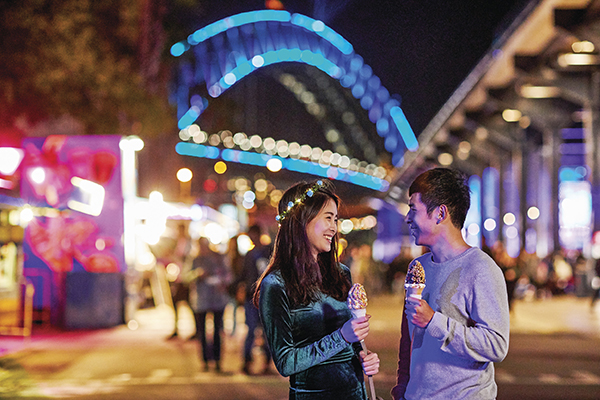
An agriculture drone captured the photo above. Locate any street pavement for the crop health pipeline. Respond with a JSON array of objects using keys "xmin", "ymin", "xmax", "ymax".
[{"xmin": 1, "ymin": 293, "xmax": 600, "ymax": 399}]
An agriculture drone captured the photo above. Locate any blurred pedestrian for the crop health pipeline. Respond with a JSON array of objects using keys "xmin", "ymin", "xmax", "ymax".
[
  {"xmin": 387, "ymin": 247, "xmax": 412, "ymax": 295},
  {"xmin": 492, "ymin": 242, "xmax": 517, "ymax": 311},
  {"xmin": 535, "ymin": 254, "xmax": 553, "ymax": 298},
  {"xmin": 225, "ymin": 235, "xmax": 244, "ymax": 336},
  {"xmin": 240, "ymin": 224, "xmax": 272, "ymax": 375},
  {"xmin": 552, "ymin": 250, "xmax": 573, "ymax": 294},
  {"xmin": 254, "ymin": 179, "xmax": 379, "ymax": 399},
  {"xmin": 480, "ymin": 236, "xmax": 494, "ymax": 259},
  {"xmin": 392, "ymin": 168, "xmax": 509, "ymax": 400},
  {"xmin": 189, "ymin": 237, "xmax": 232, "ymax": 372},
  {"xmin": 167, "ymin": 223, "xmax": 194, "ymax": 340},
  {"xmin": 591, "ymin": 258, "xmax": 600, "ymax": 308},
  {"xmin": 351, "ymin": 244, "xmax": 381, "ymax": 296}
]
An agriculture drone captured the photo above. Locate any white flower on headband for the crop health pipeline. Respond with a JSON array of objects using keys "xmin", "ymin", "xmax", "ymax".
[{"xmin": 275, "ymin": 180, "xmax": 324, "ymax": 223}]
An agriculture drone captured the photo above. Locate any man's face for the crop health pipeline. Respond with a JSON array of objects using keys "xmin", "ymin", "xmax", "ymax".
[{"xmin": 406, "ymin": 192, "xmax": 438, "ymax": 247}]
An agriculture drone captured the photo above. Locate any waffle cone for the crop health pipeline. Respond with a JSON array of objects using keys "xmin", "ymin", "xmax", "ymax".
[
  {"xmin": 405, "ymin": 284, "xmax": 425, "ymax": 300},
  {"xmin": 350, "ymin": 308, "xmax": 367, "ymax": 318}
]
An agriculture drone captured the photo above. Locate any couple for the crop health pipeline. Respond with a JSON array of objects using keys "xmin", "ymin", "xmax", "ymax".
[{"xmin": 254, "ymin": 168, "xmax": 510, "ymax": 400}]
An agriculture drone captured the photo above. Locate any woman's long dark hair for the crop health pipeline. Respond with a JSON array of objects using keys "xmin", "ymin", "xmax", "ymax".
[{"xmin": 253, "ymin": 179, "xmax": 350, "ymax": 307}]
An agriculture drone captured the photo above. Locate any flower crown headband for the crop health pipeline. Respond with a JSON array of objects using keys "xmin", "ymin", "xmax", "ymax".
[{"xmin": 275, "ymin": 180, "xmax": 324, "ymax": 223}]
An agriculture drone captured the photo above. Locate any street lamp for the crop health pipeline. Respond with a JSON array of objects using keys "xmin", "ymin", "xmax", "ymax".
[{"xmin": 177, "ymin": 168, "xmax": 193, "ymax": 201}]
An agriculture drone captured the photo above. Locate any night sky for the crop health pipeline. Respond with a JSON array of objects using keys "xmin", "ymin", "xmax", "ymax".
[{"xmin": 330, "ymin": 0, "xmax": 528, "ymax": 134}]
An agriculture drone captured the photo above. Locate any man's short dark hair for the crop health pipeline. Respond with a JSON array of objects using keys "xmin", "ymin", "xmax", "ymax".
[{"xmin": 408, "ymin": 168, "xmax": 471, "ymax": 229}]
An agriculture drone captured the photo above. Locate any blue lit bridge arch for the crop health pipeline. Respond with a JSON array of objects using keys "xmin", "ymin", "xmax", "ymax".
[{"xmin": 171, "ymin": 9, "xmax": 418, "ymax": 167}]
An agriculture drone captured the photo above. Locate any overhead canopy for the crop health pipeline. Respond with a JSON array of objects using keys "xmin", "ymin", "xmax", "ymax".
[{"xmin": 385, "ymin": 0, "xmax": 600, "ymax": 204}]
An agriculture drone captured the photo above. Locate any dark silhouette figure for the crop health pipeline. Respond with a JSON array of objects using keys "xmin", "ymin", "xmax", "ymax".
[
  {"xmin": 189, "ymin": 237, "xmax": 232, "ymax": 372},
  {"xmin": 241, "ymin": 225, "xmax": 272, "ymax": 375},
  {"xmin": 591, "ymin": 258, "xmax": 600, "ymax": 308},
  {"xmin": 167, "ymin": 223, "xmax": 193, "ymax": 339}
]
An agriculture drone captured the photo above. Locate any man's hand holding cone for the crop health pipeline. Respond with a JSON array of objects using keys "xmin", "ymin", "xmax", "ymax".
[{"xmin": 404, "ymin": 260, "xmax": 434, "ymax": 328}]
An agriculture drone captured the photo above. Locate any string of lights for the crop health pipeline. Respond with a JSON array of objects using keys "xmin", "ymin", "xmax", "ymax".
[
  {"xmin": 176, "ymin": 141, "xmax": 389, "ymax": 192},
  {"xmin": 179, "ymin": 126, "xmax": 389, "ymax": 179}
]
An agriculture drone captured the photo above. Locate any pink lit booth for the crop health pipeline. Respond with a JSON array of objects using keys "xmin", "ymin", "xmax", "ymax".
[{"xmin": 20, "ymin": 135, "xmax": 125, "ymax": 329}]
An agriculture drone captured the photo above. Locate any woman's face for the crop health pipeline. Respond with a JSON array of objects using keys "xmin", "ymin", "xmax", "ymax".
[{"xmin": 306, "ymin": 198, "xmax": 338, "ymax": 260}]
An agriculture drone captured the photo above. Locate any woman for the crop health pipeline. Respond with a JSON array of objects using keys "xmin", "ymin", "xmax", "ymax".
[
  {"xmin": 253, "ymin": 179, "xmax": 380, "ymax": 399},
  {"xmin": 189, "ymin": 236, "xmax": 232, "ymax": 372}
]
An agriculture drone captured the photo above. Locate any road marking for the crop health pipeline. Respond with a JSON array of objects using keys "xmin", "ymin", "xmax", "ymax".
[
  {"xmin": 146, "ymin": 369, "xmax": 173, "ymax": 383},
  {"xmin": 109, "ymin": 373, "xmax": 132, "ymax": 383},
  {"xmin": 538, "ymin": 374, "xmax": 562, "ymax": 384},
  {"xmin": 495, "ymin": 369, "xmax": 516, "ymax": 383},
  {"xmin": 573, "ymin": 370, "xmax": 600, "ymax": 384},
  {"xmin": 36, "ymin": 380, "xmax": 122, "ymax": 396}
]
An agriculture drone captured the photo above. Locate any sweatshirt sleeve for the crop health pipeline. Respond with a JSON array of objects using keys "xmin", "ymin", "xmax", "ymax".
[
  {"xmin": 391, "ymin": 301, "xmax": 411, "ymax": 400},
  {"xmin": 258, "ymin": 274, "xmax": 351, "ymax": 377},
  {"xmin": 426, "ymin": 262, "xmax": 510, "ymax": 363}
]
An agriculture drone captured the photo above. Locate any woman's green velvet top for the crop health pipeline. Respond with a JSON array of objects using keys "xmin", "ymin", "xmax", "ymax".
[{"xmin": 258, "ymin": 266, "xmax": 355, "ymax": 377}]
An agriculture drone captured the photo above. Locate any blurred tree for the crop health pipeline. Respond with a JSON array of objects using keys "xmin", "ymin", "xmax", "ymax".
[{"xmin": 0, "ymin": 0, "xmax": 176, "ymax": 137}]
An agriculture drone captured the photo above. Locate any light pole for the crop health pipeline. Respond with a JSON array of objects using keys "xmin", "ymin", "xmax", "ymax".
[{"xmin": 176, "ymin": 168, "xmax": 192, "ymax": 202}]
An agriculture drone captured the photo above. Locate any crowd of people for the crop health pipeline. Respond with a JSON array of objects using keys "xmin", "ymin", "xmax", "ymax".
[
  {"xmin": 162, "ymin": 222, "xmax": 274, "ymax": 375},
  {"xmin": 482, "ymin": 242, "xmax": 599, "ymax": 311}
]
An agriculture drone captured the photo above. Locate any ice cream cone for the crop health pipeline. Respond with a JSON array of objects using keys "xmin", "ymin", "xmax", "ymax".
[
  {"xmin": 351, "ymin": 308, "xmax": 367, "ymax": 319},
  {"xmin": 405, "ymin": 283, "xmax": 425, "ymax": 300},
  {"xmin": 405, "ymin": 260, "xmax": 426, "ymax": 301},
  {"xmin": 347, "ymin": 283, "xmax": 368, "ymax": 312},
  {"xmin": 347, "ymin": 283, "xmax": 379, "ymax": 400}
]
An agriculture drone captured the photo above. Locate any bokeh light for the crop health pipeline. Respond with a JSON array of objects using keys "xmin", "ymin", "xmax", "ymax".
[
  {"xmin": 254, "ymin": 179, "xmax": 268, "ymax": 192},
  {"xmin": 203, "ymin": 179, "xmax": 217, "ymax": 192},
  {"xmin": 214, "ymin": 161, "xmax": 227, "ymax": 174},
  {"xmin": 503, "ymin": 212, "xmax": 516, "ymax": 226},
  {"xmin": 502, "ymin": 109, "xmax": 522, "ymax": 122},
  {"xmin": 29, "ymin": 167, "xmax": 46, "ymax": 184},
  {"xmin": 527, "ymin": 206, "xmax": 540, "ymax": 220},
  {"xmin": 340, "ymin": 219, "xmax": 354, "ymax": 234},
  {"xmin": 483, "ymin": 218, "xmax": 497, "ymax": 231},
  {"xmin": 438, "ymin": 153, "xmax": 453, "ymax": 166},
  {"xmin": 505, "ymin": 226, "xmax": 518, "ymax": 239},
  {"xmin": 266, "ymin": 158, "xmax": 282, "ymax": 172},
  {"xmin": 467, "ymin": 223, "xmax": 480, "ymax": 236},
  {"xmin": 177, "ymin": 168, "xmax": 193, "ymax": 183},
  {"xmin": 0, "ymin": 147, "xmax": 24, "ymax": 175},
  {"xmin": 237, "ymin": 234, "xmax": 253, "ymax": 255}
]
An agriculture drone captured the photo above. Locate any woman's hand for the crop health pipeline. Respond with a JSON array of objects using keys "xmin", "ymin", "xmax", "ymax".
[
  {"xmin": 340, "ymin": 315, "xmax": 371, "ymax": 343},
  {"xmin": 360, "ymin": 350, "xmax": 380, "ymax": 376}
]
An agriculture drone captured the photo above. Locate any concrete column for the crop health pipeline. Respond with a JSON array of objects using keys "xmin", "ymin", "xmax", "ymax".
[
  {"xmin": 551, "ymin": 128, "xmax": 561, "ymax": 252},
  {"xmin": 520, "ymin": 132, "xmax": 528, "ymax": 250},
  {"xmin": 589, "ymin": 71, "xmax": 600, "ymax": 235}
]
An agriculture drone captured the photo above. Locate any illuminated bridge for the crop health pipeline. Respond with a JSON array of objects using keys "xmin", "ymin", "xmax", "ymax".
[{"xmin": 169, "ymin": 9, "xmax": 417, "ymax": 193}]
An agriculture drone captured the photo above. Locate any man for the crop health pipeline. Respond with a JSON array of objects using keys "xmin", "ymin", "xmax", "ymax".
[
  {"xmin": 241, "ymin": 225, "xmax": 272, "ymax": 375},
  {"xmin": 392, "ymin": 168, "xmax": 509, "ymax": 400}
]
